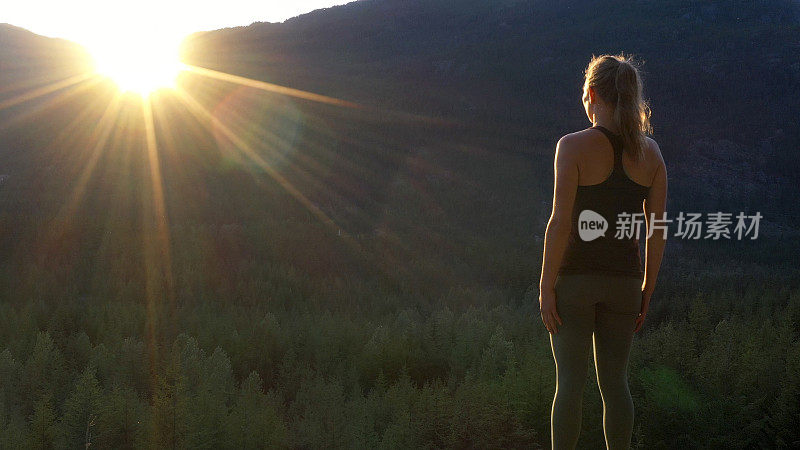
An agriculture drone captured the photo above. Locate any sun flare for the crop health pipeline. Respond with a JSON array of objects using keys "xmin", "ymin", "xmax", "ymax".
[{"xmin": 89, "ymin": 33, "xmax": 186, "ymax": 96}]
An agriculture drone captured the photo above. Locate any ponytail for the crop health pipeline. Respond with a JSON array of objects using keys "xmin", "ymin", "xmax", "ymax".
[{"xmin": 584, "ymin": 53, "xmax": 652, "ymax": 161}]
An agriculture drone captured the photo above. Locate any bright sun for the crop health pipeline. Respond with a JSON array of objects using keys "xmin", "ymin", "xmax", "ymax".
[{"xmin": 89, "ymin": 34, "xmax": 186, "ymax": 96}]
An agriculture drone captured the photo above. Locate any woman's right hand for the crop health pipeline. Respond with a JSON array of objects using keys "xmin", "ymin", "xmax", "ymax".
[
  {"xmin": 634, "ymin": 288, "xmax": 651, "ymax": 333},
  {"xmin": 539, "ymin": 288, "xmax": 563, "ymax": 334}
]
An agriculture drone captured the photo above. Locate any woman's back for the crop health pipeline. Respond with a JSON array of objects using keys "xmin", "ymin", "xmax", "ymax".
[
  {"xmin": 572, "ymin": 126, "xmax": 659, "ymax": 187},
  {"xmin": 558, "ymin": 125, "xmax": 658, "ymax": 277}
]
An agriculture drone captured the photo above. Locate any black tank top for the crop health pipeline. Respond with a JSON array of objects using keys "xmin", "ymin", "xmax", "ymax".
[{"xmin": 558, "ymin": 125, "xmax": 650, "ymax": 278}]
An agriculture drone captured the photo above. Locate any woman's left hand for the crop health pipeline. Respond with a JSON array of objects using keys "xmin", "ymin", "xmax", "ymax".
[
  {"xmin": 539, "ymin": 288, "xmax": 563, "ymax": 334},
  {"xmin": 634, "ymin": 288, "xmax": 651, "ymax": 333}
]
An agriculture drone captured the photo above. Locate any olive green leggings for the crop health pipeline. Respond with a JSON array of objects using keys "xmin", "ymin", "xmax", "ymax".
[{"xmin": 549, "ymin": 273, "xmax": 643, "ymax": 450}]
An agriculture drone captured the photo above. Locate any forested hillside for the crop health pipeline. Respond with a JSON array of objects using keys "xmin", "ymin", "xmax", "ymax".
[{"xmin": 1, "ymin": 0, "xmax": 799, "ymax": 447}]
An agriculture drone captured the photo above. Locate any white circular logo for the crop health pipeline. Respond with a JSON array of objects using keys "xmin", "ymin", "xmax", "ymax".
[{"xmin": 578, "ymin": 209, "xmax": 608, "ymax": 241}]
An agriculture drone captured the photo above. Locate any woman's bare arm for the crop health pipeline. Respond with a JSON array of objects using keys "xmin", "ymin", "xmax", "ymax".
[
  {"xmin": 636, "ymin": 139, "xmax": 667, "ymax": 332},
  {"xmin": 539, "ymin": 135, "xmax": 579, "ymax": 334}
]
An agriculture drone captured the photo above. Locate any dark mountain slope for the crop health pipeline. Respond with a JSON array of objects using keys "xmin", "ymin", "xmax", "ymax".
[
  {"xmin": 183, "ymin": 0, "xmax": 800, "ymax": 142},
  {"xmin": 182, "ymin": 0, "xmax": 800, "ymax": 222}
]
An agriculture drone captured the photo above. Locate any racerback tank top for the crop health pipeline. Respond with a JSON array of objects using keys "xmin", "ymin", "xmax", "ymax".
[{"xmin": 558, "ymin": 125, "xmax": 650, "ymax": 278}]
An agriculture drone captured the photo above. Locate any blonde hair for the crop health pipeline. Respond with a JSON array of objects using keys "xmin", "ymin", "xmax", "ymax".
[{"xmin": 584, "ymin": 53, "xmax": 652, "ymax": 161}]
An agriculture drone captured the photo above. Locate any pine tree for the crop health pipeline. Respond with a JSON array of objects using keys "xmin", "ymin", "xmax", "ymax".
[
  {"xmin": 768, "ymin": 341, "xmax": 800, "ymax": 447},
  {"xmin": 27, "ymin": 392, "xmax": 56, "ymax": 450},
  {"xmin": 225, "ymin": 371, "xmax": 288, "ymax": 448},
  {"xmin": 22, "ymin": 332, "xmax": 67, "ymax": 417},
  {"xmin": 0, "ymin": 349, "xmax": 21, "ymax": 426},
  {"xmin": 186, "ymin": 347, "xmax": 234, "ymax": 448},
  {"xmin": 96, "ymin": 384, "xmax": 146, "ymax": 449},
  {"xmin": 150, "ymin": 370, "xmax": 190, "ymax": 449},
  {"xmin": 58, "ymin": 366, "xmax": 102, "ymax": 448}
]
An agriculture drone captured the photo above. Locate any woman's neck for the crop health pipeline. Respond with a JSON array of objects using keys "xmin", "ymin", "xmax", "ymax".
[{"xmin": 592, "ymin": 118, "xmax": 619, "ymax": 135}]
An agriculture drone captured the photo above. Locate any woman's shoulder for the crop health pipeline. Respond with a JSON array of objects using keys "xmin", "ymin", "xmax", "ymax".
[
  {"xmin": 642, "ymin": 136, "xmax": 665, "ymax": 166},
  {"xmin": 643, "ymin": 135, "xmax": 660, "ymax": 151},
  {"xmin": 554, "ymin": 130, "xmax": 588, "ymax": 165},
  {"xmin": 559, "ymin": 127, "xmax": 602, "ymax": 142},
  {"xmin": 640, "ymin": 136, "xmax": 666, "ymax": 186},
  {"xmin": 556, "ymin": 128, "xmax": 601, "ymax": 151}
]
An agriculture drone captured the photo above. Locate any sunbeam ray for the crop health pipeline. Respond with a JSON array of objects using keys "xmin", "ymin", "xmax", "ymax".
[
  {"xmin": 142, "ymin": 96, "xmax": 176, "ymax": 377},
  {"xmin": 55, "ymin": 92, "xmax": 123, "ymax": 221},
  {"xmin": 173, "ymin": 86, "xmax": 362, "ymax": 250},
  {"xmin": 0, "ymin": 72, "xmax": 95, "ymax": 111},
  {"xmin": 185, "ymin": 65, "xmax": 363, "ymax": 109},
  {"xmin": 184, "ymin": 64, "xmax": 458, "ymax": 128},
  {"xmin": 0, "ymin": 74, "xmax": 106, "ymax": 133}
]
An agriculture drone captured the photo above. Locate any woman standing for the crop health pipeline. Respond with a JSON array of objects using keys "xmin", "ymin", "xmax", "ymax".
[{"xmin": 538, "ymin": 54, "xmax": 667, "ymax": 449}]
